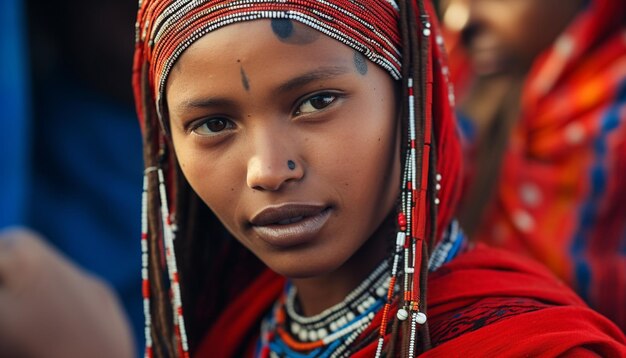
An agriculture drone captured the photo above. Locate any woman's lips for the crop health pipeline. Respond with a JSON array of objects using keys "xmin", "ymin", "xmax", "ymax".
[{"xmin": 249, "ymin": 204, "xmax": 332, "ymax": 248}]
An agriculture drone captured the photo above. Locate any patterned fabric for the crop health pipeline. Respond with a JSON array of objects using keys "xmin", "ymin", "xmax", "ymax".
[
  {"xmin": 196, "ymin": 245, "xmax": 626, "ymax": 357},
  {"xmin": 467, "ymin": 0, "xmax": 626, "ymax": 330}
]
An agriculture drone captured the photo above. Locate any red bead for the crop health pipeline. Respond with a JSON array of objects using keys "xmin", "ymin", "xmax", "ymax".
[{"xmin": 398, "ymin": 213, "xmax": 407, "ymax": 229}]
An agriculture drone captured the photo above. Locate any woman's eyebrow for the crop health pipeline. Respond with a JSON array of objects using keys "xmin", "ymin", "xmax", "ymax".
[
  {"xmin": 174, "ymin": 66, "xmax": 350, "ymax": 113},
  {"xmin": 175, "ymin": 97, "xmax": 236, "ymax": 113},
  {"xmin": 275, "ymin": 66, "xmax": 350, "ymax": 94}
]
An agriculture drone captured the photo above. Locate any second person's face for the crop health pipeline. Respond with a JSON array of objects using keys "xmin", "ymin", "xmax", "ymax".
[
  {"xmin": 462, "ymin": 0, "xmax": 583, "ymax": 76},
  {"xmin": 166, "ymin": 19, "xmax": 401, "ymax": 279}
]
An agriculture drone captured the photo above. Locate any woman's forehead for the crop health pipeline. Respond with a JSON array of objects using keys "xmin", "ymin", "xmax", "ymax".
[{"xmin": 170, "ymin": 19, "xmax": 357, "ymax": 78}]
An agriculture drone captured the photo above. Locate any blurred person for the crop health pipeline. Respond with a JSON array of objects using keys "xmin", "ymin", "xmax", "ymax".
[
  {"xmin": 454, "ymin": 0, "xmax": 626, "ymax": 330},
  {"xmin": 0, "ymin": 0, "xmax": 143, "ymax": 352},
  {"xmin": 0, "ymin": 228, "xmax": 134, "ymax": 357}
]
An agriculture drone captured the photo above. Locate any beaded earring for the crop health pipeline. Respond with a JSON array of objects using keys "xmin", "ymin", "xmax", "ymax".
[
  {"xmin": 142, "ymin": 165, "xmax": 190, "ymax": 358},
  {"xmin": 375, "ymin": 2, "xmax": 435, "ymax": 357},
  {"xmin": 141, "ymin": 168, "xmax": 153, "ymax": 357}
]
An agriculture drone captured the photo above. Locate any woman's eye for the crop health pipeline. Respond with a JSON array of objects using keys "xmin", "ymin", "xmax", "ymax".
[
  {"xmin": 192, "ymin": 117, "xmax": 234, "ymax": 135},
  {"xmin": 296, "ymin": 93, "xmax": 337, "ymax": 115}
]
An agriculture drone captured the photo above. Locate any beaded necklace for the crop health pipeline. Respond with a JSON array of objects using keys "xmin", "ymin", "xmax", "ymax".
[
  {"xmin": 256, "ymin": 260, "xmax": 392, "ymax": 358},
  {"xmin": 255, "ymin": 222, "xmax": 466, "ymax": 358}
]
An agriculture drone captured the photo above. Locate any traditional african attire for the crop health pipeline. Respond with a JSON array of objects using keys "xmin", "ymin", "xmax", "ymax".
[
  {"xmin": 197, "ymin": 244, "xmax": 626, "ymax": 357},
  {"xmin": 132, "ymin": 0, "xmax": 626, "ymax": 356},
  {"xmin": 460, "ymin": 0, "xmax": 626, "ymax": 330}
]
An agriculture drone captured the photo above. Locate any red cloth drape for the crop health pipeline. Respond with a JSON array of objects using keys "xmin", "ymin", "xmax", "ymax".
[{"xmin": 196, "ymin": 245, "xmax": 626, "ymax": 357}]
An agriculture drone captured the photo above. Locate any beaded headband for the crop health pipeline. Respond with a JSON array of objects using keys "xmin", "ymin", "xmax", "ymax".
[
  {"xmin": 133, "ymin": 0, "xmax": 463, "ymax": 357},
  {"xmin": 135, "ymin": 0, "xmax": 404, "ymax": 128}
]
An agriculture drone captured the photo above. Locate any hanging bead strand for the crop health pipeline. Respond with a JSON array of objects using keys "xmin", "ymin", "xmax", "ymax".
[
  {"xmin": 141, "ymin": 168, "xmax": 155, "ymax": 358},
  {"xmin": 156, "ymin": 168, "xmax": 190, "ymax": 358}
]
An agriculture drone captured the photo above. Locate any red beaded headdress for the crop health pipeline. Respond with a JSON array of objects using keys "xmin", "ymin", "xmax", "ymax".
[{"xmin": 133, "ymin": 0, "xmax": 462, "ymax": 357}]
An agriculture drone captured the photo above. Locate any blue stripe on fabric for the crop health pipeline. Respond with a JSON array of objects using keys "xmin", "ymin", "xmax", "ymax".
[
  {"xmin": 444, "ymin": 229, "xmax": 465, "ymax": 264},
  {"xmin": 570, "ymin": 79, "xmax": 626, "ymax": 302},
  {"xmin": 456, "ymin": 110, "xmax": 477, "ymax": 142}
]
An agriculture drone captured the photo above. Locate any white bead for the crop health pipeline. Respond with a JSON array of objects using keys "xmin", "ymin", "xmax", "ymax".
[
  {"xmin": 436, "ymin": 183, "xmax": 441, "ymax": 191},
  {"xmin": 291, "ymin": 322, "xmax": 301, "ymax": 334},
  {"xmin": 436, "ymin": 174, "xmax": 442, "ymax": 181},
  {"xmin": 512, "ymin": 209, "xmax": 535, "ymax": 233},
  {"xmin": 415, "ymin": 312, "xmax": 427, "ymax": 324},
  {"xmin": 376, "ymin": 286, "xmax": 386, "ymax": 297},
  {"xmin": 422, "ymin": 28, "xmax": 431, "ymax": 36},
  {"xmin": 330, "ymin": 321, "xmax": 338, "ymax": 332},
  {"xmin": 435, "ymin": 198, "xmax": 440, "ymax": 205},
  {"xmin": 397, "ymin": 308, "xmax": 409, "ymax": 321},
  {"xmin": 346, "ymin": 311, "xmax": 356, "ymax": 321},
  {"xmin": 317, "ymin": 328, "xmax": 328, "ymax": 339},
  {"xmin": 298, "ymin": 329, "xmax": 308, "ymax": 341},
  {"xmin": 308, "ymin": 330, "xmax": 318, "ymax": 341},
  {"xmin": 396, "ymin": 231, "xmax": 406, "ymax": 246},
  {"xmin": 520, "ymin": 182, "xmax": 542, "ymax": 207}
]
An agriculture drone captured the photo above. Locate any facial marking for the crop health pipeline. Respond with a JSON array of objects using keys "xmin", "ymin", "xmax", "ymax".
[
  {"xmin": 240, "ymin": 66, "xmax": 250, "ymax": 91},
  {"xmin": 354, "ymin": 51, "xmax": 368, "ymax": 75},
  {"xmin": 270, "ymin": 19, "xmax": 320, "ymax": 45},
  {"xmin": 287, "ymin": 160, "xmax": 296, "ymax": 170},
  {"xmin": 271, "ymin": 19, "xmax": 294, "ymax": 39}
]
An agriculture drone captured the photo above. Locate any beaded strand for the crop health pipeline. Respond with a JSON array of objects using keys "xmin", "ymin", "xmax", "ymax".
[
  {"xmin": 157, "ymin": 168, "xmax": 190, "ymax": 358},
  {"xmin": 141, "ymin": 168, "xmax": 155, "ymax": 358}
]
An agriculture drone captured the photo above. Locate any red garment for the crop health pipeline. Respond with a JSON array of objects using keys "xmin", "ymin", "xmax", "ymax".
[
  {"xmin": 132, "ymin": 0, "xmax": 626, "ymax": 355},
  {"xmin": 468, "ymin": 0, "xmax": 626, "ymax": 330},
  {"xmin": 197, "ymin": 245, "xmax": 626, "ymax": 357}
]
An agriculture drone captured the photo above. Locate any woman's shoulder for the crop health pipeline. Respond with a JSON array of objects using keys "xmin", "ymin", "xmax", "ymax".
[{"xmin": 425, "ymin": 244, "xmax": 626, "ymax": 356}]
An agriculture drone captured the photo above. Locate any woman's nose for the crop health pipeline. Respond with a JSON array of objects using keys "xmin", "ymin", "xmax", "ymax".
[{"xmin": 246, "ymin": 138, "xmax": 304, "ymax": 191}]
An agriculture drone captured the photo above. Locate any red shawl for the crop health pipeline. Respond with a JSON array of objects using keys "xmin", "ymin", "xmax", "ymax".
[{"xmin": 197, "ymin": 244, "xmax": 626, "ymax": 357}]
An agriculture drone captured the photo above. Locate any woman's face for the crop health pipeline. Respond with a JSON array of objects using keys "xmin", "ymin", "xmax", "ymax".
[
  {"xmin": 461, "ymin": 0, "xmax": 583, "ymax": 76},
  {"xmin": 166, "ymin": 20, "xmax": 400, "ymax": 278}
]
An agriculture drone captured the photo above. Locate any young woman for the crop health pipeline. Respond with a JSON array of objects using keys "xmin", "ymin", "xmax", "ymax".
[{"xmin": 132, "ymin": 0, "xmax": 626, "ymax": 357}]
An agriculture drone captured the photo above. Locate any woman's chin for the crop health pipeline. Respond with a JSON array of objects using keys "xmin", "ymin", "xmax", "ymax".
[{"xmin": 263, "ymin": 256, "xmax": 344, "ymax": 280}]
